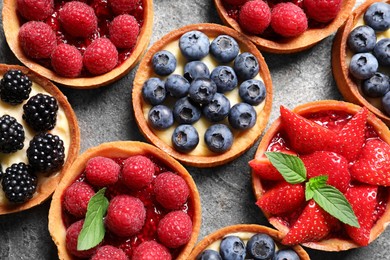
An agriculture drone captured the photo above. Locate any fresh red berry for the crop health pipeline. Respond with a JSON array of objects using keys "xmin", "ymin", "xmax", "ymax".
[
  {"xmin": 132, "ymin": 241, "xmax": 172, "ymax": 260},
  {"xmin": 223, "ymin": 0, "xmax": 248, "ymax": 6},
  {"xmin": 63, "ymin": 181, "xmax": 95, "ymax": 218},
  {"xmin": 121, "ymin": 155, "xmax": 155, "ymax": 190},
  {"xmin": 271, "ymin": 3, "xmax": 308, "ymax": 37},
  {"xmin": 303, "ymin": 0, "xmax": 342, "ymax": 23},
  {"xmin": 18, "ymin": 21, "xmax": 57, "ymax": 59},
  {"xmin": 105, "ymin": 195, "xmax": 146, "ymax": 237},
  {"xmin": 109, "ymin": 14, "xmax": 140, "ymax": 49},
  {"xmin": 66, "ymin": 220, "xmax": 98, "ymax": 258},
  {"xmin": 17, "ymin": 0, "xmax": 54, "ymax": 21},
  {"xmin": 249, "ymin": 157, "xmax": 284, "ymax": 180},
  {"xmin": 83, "ymin": 38, "xmax": 118, "ymax": 75},
  {"xmin": 85, "ymin": 156, "xmax": 121, "ymax": 187},
  {"xmin": 91, "ymin": 245, "xmax": 128, "ymax": 260},
  {"xmin": 59, "ymin": 1, "xmax": 98, "ymax": 38},
  {"xmin": 153, "ymin": 172, "xmax": 190, "ymax": 210},
  {"xmin": 51, "ymin": 44, "xmax": 83, "ymax": 78},
  {"xmin": 157, "ymin": 211, "xmax": 193, "ymax": 248},
  {"xmin": 109, "ymin": 0, "xmax": 138, "ymax": 15},
  {"xmin": 239, "ymin": 0, "xmax": 271, "ymax": 35}
]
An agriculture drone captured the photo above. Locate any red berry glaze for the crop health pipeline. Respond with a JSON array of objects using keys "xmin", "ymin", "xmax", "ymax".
[
  {"xmin": 121, "ymin": 155, "xmax": 155, "ymax": 190},
  {"xmin": 157, "ymin": 211, "xmax": 193, "ymax": 248},
  {"xmin": 303, "ymin": 0, "xmax": 342, "ymax": 23},
  {"xmin": 271, "ymin": 3, "xmax": 308, "ymax": 37},
  {"xmin": 109, "ymin": 14, "xmax": 140, "ymax": 49},
  {"xmin": 239, "ymin": 0, "xmax": 271, "ymax": 35},
  {"xmin": 132, "ymin": 241, "xmax": 172, "ymax": 260},
  {"xmin": 91, "ymin": 245, "xmax": 128, "ymax": 260},
  {"xmin": 16, "ymin": 0, "xmax": 54, "ymax": 21},
  {"xmin": 109, "ymin": 0, "xmax": 139, "ymax": 15},
  {"xmin": 83, "ymin": 38, "xmax": 119, "ymax": 75},
  {"xmin": 63, "ymin": 182, "xmax": 95, "ymax": 218},
  {"xmin": 85, "ymin": 156, "xmax": 121, "ymax": 187},
  {"xmin": 223, "ymin": 0, "xmax": 248, "ymax": 6},
  {"xmin": 66, "ymin": 220, "xmax": 98, "ymax": 258},
  {"xmin": 51, "ymin": 44, "xmax": 83, "ymax": 78}
]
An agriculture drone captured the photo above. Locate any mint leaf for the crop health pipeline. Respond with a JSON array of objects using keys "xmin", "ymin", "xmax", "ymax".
[
  {"xmin": 265, "ymin": 152, "xmax": 306, "ymax": 184},
  {"xmin": 77, "ymin": 188, "xmax": 109, "ymax": 251},
  {"xmin": 305, "ymin": 176, "xmax": 328, "ymax": 200},
  {"xmin": 305, "ymin": 182, "xmax": 315, "ymax": 200}
]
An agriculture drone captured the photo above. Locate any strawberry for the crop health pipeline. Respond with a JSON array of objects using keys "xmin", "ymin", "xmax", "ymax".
[
  {"xmin": 249, "ymin": 157, "xmax": 284, "ymax": 181},
  {"xmin": 344, "ymin": 184, "xmax": 378, "ymax": 246},
  {"xmin": 350, "ymin": 139, "xmax": 390, "ymax": 186},
  {"xmin": 301, "ymin": 151, "xmax": 351, "ymax": 193},
  {"xmin": 256, "ymin": 182, "xmax": 305, "ymax": 215}
]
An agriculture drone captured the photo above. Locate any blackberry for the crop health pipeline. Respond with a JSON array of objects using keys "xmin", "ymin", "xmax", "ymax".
[
  {"xmin": 2, "ymin": 163, "xmax": 37, "ymax": 203},
  {"xmin": 27, "ymin": 133, "xmax": 65, "ymax": 174},
  {"xmin": 0, "ymin": 69, "xmax": 32, "ymax": 104},
  {"xmin": 0, "ymin": 115, "xmax": 25, "ymax": 153},
  {"xmin": 23, "ymin": 93, "xmax": 59, "ymax": 132}
]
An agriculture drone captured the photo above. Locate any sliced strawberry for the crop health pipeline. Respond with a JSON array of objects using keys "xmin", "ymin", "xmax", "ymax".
[
  {"xmin": 301, "ymin": 151, "xmax": 351, "ymax": 193},
  {"xmin": 256, "ymin": 182, "xmax": 305, "ymax": 215},
  {"xmin": 350, "ymin": 139, "xmax": 390, "ymax": 186},
  {"xmin": 344, "ymin": 184, "xmax": 378, "ymax": 246},
  {"xmin": 281, "ymin": 200, "xmax": 338, "ymax": 245},
  {"xmin": 249, "ymin": 157, "xmax": 284, "ymax": 181}
]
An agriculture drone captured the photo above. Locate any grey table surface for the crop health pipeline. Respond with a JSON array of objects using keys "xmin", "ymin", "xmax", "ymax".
[{"xmin": 1, "ymin": 0, "xmax": 390, "ymax": 259}]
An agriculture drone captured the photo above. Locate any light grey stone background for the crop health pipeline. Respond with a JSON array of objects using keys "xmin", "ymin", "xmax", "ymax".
[{"xmin": 1, "ymin": 0, "xmax": 390, "ymax": 259}]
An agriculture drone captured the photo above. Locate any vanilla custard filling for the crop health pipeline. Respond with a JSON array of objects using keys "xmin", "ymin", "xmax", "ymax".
[
  {"xmin": 0, "ymin": 80, "xmax": 71, "ymax": 205},
  {"xmin": 142, "ymin": 38, "xmax": 266, "ymax": 156}
]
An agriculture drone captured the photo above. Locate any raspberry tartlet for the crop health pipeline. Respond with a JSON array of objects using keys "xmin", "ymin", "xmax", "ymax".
[
  {"xmin": 214, "ymin": 0, "xmax": 356, "ymax": 53},
  {"xmin": 132, "ymin": 23, "xmax": 272, "ymax": 167},
  {"xmin": 251, "ymin": 100, "xmax": 390, "ymax": 251},
  {"xmin": 48, "ymin": 141, "xmax": 201, "ymax": 259},
  {"xmin": 332, "ymin": 0, "xmax": 390, "ymax": 126},
  {"xmin": 0, "ymin": 64, "xmax": 79, "ymax": 214},
  {"xmin": 2, "ymin": 0, "xmax": 153, "ymax": 88}
]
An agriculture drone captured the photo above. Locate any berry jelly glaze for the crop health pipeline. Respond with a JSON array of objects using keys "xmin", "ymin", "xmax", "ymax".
[{"xmin": 61, "ymin": 155, "xmax": 194, "ymax": 259}]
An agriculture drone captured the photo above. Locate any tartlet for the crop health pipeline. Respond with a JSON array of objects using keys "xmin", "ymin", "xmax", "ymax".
[
  {"xmin": 132, "ymin": 23, "xmax": 273, "ymax": 167},
  {"xmin": 2, "ymin": 0, "xmax": 153, "ymax": 89},
  {"xmin": 252, "ymin": 100, "xmax": 390, "ymax": 251},
  {"xmin": 0, "ymin": 64, "xmax": 80, "ymax": 214},
  {"xmin": 48, "ymin": 141, "xmax": 201, "ymax": 260},
  {"xmin": 214, "ymin": 0, "xmax": 356, "ymax": 53},
  {"xmin": 332, "ymin": 0, "xmax": 390, "ymax": 125}
]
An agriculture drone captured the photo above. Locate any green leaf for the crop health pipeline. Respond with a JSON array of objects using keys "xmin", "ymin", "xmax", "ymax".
[
  {"xmin": 305, "ymin": 176, "xmax": 328, "ymax": 200},
  {"xmin": 305, "ymin": 182, "xmax": 315, "ymax": 200},
  {"xmin": 77, "ymin": 188, "xmax": 109, "ymax": 251},
  {"xmin": 265, "ymin": 152, "xmax": 306, "ymax": 184},
  {"xmin": 312, "ymin": 185, "xmax": 360, "ymax": 228}
]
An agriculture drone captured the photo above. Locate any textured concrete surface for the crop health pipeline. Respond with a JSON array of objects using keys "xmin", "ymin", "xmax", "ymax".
[{"xmin": 1, "ymin": 0, "xmax": 390, "ymax": 259}]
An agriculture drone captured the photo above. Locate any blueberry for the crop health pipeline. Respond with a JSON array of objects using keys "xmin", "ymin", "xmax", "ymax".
[
  {"xmin": 152, "ymin": 50, "xmax": 177, "ymax": 76},
  {"xmin": 179, "ymin": 30, "xmax": 210, "ymax": 61},
  {"xmin": 197, "ymin": 249, "xmax": 222, "ymax": 260},
  {"xmin": 228, "ymin": 103, "xmax": 257, "ymax": 130},
  {"xmin": 382, "ymin": 91, "xmax": 390, "ymax": 116},
  {"xmin": 173, "ymin": 97, "xmax": 201, "ymax": 124},
  {"xmin": 239, "ymin": 79, "xmax": 266, "ymax": 105},
  {"xmin": 246, "ymin": 233, "xmax": 275, "ymax": 260},
  {"xmin": 219, "ymin": 235, "xmax": 246, "ymax": 260},
  {"xmin": 273, "ymin": 249, "xmax": 299, "ymax": 260},
  {"xmin": 362, "ymin": 72, "xmax": 390, "ymax": 98},
  {"xmin": 172, "ymin": 124, "xmax": 199, "ymax": 153},
  {"xmin": 233, "ymin": 52, "xmax": 259, "ymax": 80},
  {"xmin": 210, "ymin": 35, "xmax": 239, "ymax": 63},
  {"xmin": 189, "ymin": 78, "xmax": 217, "ymax": 105},
  {"xmin": 148, "ymin": 105, "xmax": 173, "ymax": 130},
  {"xmin": 184, "ymin": 61, "xmax": 210, "ymax": 82},
  {"xmin": 349, "ymin": 53, "xmax": 378, "ymax": 80},
  {"xmin": 204, "ymin": 124, "xmax": 233, "ymax": 153},
  {"xmin": 165, "ymin": 74, "xmax": 190, "ymax": 98},
  {"xmin": 210, "ymin": 66, "xmax": 238, "ymax": 93},
  {"xmin": 203, "ymin": 93, "xmax": 231, "ymax": 122},
  {"xmin": 373, "ymin": 38, "xmax": 390, "ymax": 66},
  {"xmin": 142, "ymin": 77, "xmax": 166, "ymax": 105},
  {"xmin": 347, "ymin": 25, "xmax": 377, "ymax": 53},
  {"xmin": 364, "ymin": 2, "xmax": 390, "ymax": 31}
]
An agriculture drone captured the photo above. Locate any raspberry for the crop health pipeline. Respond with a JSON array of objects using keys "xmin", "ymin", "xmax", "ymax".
[
  {"xmin": 51, "ymin": 44, "xmax": 83, "ymax": 78},
  {"xmin": 270, "ymin": 3, "xmax": 308, "ymax": 37},
  {"xmin": 16, "ymin": 0, "xmax": 54, "ymax": 21},
  {"xmin": 109, "ymin": 0, "xmax": 138, "ymax": 15},
  {"xmin": 109, "ymin": 14, "xmax": 140, "ymax": 49},
  {"xmin": 63, "ymin": 182, "xmax": 95, "ymax": 218},
  {"xmin": 85, "ymin": 156, "xmax": 120, "ymax": 187},
  {"xmin": 223, "ymin": 0, "xmax": 248, "ymax": 6},
  {"xmin": 18, "ymin": 21, "xmax": 57, "ymax": 59},
  {"xmin": 157, "ymin": 211, "xmax": 193, "ymax": 248},
  {"xmin": 59, "ymin": 1, "xmax": 98, "ymax": 38},
  {"xmin": 0, "ymin": 69, "xmax": 32, "ymax": 105},
  {"xmin": 83, "ymin": 38, "xmax": 119, "ymax": 75},
  {"xmin": 91, "ymin": 245, "xmax": 127, "ymax": 260},
  {"xmin": 66, "ymin": 220, "xmax": 98, "ymax": 258},
  {"xmin": 23, "ymin": 93, "xmax": 58, "ymax": 132},
  {"xmin": 153, "ymin": 172, "xmax": 190, "ymax": 210},
  {"xmin": 2, "ymin": 163, "xmax": 37, "ymax": 203},
  {"xmin": 105, "ymin": 195, "xmax": 146, "ymax": 237},
  {"xmin": 0, "ymin": 115, "xmax": 25, "ymax": 154},
  {"xmin": 239, "ymin": 0, "xmax": 271, "ymax": 35},
  {"xmin": 121, "ymin": 155, "xmax": 154, "ymax": 190},
  {"xmin": 132, "ymin": 241, "xmax": 172, "ymax": 260},
  {"xmin": 303, "ymin": 0, "xmax": 342, "ymax": 23}
]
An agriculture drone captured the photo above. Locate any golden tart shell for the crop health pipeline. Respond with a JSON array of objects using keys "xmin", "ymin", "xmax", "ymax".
[
  {"xmin": 2, "ymin": 0, "xmax": 153, "ymax": 89},
  {"xmin": 132, "ymin": 23, "xmax": 273, "ymax": 168},
  {"xmin": 48, "ymin": 141, "xmax": 202, "ymax": 260}
]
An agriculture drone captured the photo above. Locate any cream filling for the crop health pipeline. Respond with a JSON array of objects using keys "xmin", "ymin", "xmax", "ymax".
[{"xmin": 142, "ymin": 38, "xmax": 266, "ymax": 156}]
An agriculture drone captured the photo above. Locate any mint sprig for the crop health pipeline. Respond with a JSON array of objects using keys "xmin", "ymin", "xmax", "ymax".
[
  {"xmin": 265, "ymin": 152, "xmax": 306, "ymax": 184},
  {"xmin": 77, "ymin": 188, "xmax": 109, "ymax": 251}
]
